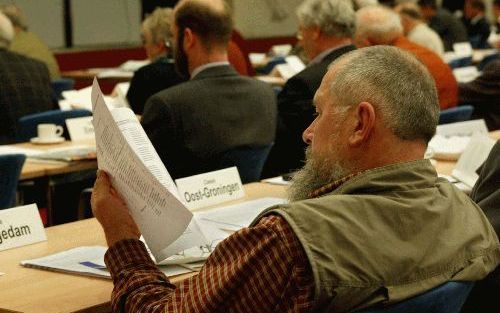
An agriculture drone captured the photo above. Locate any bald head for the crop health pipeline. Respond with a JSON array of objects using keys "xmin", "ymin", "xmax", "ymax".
[
  {"xmin": 174, "ymin": 0, "xmax": 233, "ymax": 50},
  {"xmin": 355, "ymin": 5, "xmax": 404, "ymax": 46},
  {"xmin": 0, "ymin": 11, "xmax": 14, "ymax": 48}
]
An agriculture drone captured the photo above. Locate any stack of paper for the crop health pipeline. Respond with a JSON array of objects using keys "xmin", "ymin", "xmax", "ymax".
[
  {"xmin": 28, "ymin": 145, "xmax": 96, "ymax": 162},
  {"xmin": 427, "ymin": 119, "xmax": 489, "ymax": 160}
]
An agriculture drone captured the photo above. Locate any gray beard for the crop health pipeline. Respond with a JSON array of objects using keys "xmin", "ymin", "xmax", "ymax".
[{"xmin": 287, "ymin": 148, "xmax": 350, "ymax": 202}]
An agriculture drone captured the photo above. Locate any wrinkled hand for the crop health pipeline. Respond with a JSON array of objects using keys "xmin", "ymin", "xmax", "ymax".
[{"xmin": 91, "ymin": 171, "xmax": 141, "ymax": 247}]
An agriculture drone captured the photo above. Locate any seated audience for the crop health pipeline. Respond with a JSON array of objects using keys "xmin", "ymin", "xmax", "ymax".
[
  {"xmin": 0, "ymin": 12, "xmax": 55, "ymax": 144},
  {"xmin": 92, "ymin": 45, "xmax": 500, "ymax": 313},
  {"xmin": 458, "ymin": 59, "xmax": 500, "ymax": 130},
  {"xmin": 263, "ymin": 0, "xmax": 356, "ymax": 178},
  {"xmin": 419, "ymin": 0, "xmax": 468, "ymax": 51},
  {"xmin": 141, "ymin": 0, "xmax": 276, "ymax": 180},
  {"xmin": 461, "ymin": 141, "xmax": 500, "ymax": 313},
  {"xmin": 1, "ymin": 4, "xmax": 60, "ymax": 79},
  {"xmin": 395, "ymin": 2, "xmax": 444, "ymax": 55},
  {"xmin": 355, "ymin": 5, "xmax": 458, "ymax": 110},
  {"xmin": 126, "ymin": 8, "xmax": 186, "ymax": 114},
  {"xmin": 462, "ymin": 0, "xmax": 490, "ymax": 49}
]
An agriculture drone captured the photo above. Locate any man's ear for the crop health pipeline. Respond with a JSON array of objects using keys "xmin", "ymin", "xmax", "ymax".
[
  {"xmin": 183, "ymin": 27, "xmax": 195, "ymax": 50},
  {"xmin": 349, "ymin": 102, "xmax": 375, "ymax": 146}
]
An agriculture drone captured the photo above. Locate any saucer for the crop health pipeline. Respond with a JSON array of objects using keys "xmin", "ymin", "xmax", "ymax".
[{"xmin": 30, "ymin": 136, "xmax": 65, "ymax": 145}]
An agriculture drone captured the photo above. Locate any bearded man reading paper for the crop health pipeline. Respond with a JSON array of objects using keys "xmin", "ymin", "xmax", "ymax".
[{"xmin": 92, "ymin": 46, "xmax": 499, "ymax": 313}]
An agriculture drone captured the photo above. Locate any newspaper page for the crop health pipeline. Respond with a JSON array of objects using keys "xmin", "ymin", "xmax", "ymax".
[{"xmin": 92, "ymin": 78, "xmax": 214, "ymax": 262}]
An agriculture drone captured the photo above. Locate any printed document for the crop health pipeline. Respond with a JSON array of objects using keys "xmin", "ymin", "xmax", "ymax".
[{"xmin": 91, "ymin": 78, "xmax": 223, "ymax": 262}]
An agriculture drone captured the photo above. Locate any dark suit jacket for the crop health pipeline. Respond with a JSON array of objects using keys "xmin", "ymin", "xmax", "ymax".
[
  {"xmin": 463, "ymin": 15, "xmax": 491, "ymax": 49},
  {"xmin": 429, "ymin": 9, "xmax": 468, "ymax": 51},
  {"xmin": 126, "ymin": 57, "xmax": 186, "ymax": 114},
  {"xmin": 0, "ymin": 49, "xmax": 55, "ymax": 144},
  {"xmin": 262, "ymin": 45, "xmax": 356, "ymax": 177},
  {"xmin": 471, "ymin": 141, "xmax": 500, "ymax": 237},
  {"xmin": 142, "ymin": 65, "xmax": 277, "ymax": 179},
  {"xmin": 458, "ymin": 59, "xmax": 500, "ymax": 131}
]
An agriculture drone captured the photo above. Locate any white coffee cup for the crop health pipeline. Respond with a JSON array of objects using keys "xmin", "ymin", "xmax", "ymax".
[{"xmin": 37, "ymin": 123, "xmax": 64, "ymax": 140}]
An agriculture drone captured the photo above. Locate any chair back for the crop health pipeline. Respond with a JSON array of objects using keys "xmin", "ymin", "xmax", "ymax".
[
  {"xmin": 217, "ymin": 144, "xmax": 273, "ymax": 183},
  {"xmin": 17, "ymin": 109, "xmax": 92, "ymax": 142},
  {"xmin": 448, "ymin": 56, "xmax": 473, "ymax": 69},
  {"xmin": 0, "ymin": 154, "xmax": 26, "ymax": 209},
  {"xmin": 439, "ymin": 105, "xmax": 474, "ymax": 125},
  {"xmin": 51, "ymin": 78, "xmax": 75, "ymax": 101},
  {"xmin": 356, "ymin": 281, "xmax": 474, "ymax": 313},
  {"xmin": 478, "ymin": 53, "xmax": 499, "ymax": 71}
]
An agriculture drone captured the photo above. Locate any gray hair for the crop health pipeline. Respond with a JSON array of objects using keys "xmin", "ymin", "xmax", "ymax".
[
  {"xmin": 328, "ymin": 46, "xmax": 439, "ymax": 143},
  {"xmin": 0, "ymin": 12, "xmax": 14, "ymax": 48},
  {"xmin": 355, "ymin": 5, "xmax": 404, "ymax": 44},
  {"xmin": 297, "ymin": 0, "xmax": 356, "ymax": 38},
  {"xmin": 0, "ymin": 4, "xmax": 28, "ymax": 31},
  {"xmin": 142, "ymin": 7, "xmax": 174, "ymax": 45}
]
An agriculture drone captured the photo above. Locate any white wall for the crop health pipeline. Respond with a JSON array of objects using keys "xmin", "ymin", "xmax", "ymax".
[{"xmin": 233, "ymin": 0, "xmax": 302, "ymax": 38}]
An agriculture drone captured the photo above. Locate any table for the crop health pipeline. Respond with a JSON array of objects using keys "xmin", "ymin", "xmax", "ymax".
[
  {"xmin": 0, "ymin": 182, "xmax": 286, "ymax": 313},
  {"xmin": 16, "ymin": 140, "xmax": 97, "ymax": 225}
]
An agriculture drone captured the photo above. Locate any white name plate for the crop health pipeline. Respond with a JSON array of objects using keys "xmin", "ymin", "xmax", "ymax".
[
  {"xmin": 66, "ymin": 116, "xmax": 94, "ymax": 141},
  {"xmin": 175, "ymin": 167, "xmax": 245, "ymax": 210},
  {"xmin": 453, "ymin": 42, "xmax": 473, "ymax": 57},
  {"xmin": 0, "ymin": 204, "xmax": 47, "ymax": 252}
]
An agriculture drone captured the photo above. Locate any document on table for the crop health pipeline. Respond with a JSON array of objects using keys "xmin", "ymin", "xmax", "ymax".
[
  {"xmin": 197, "ymin": 197, "xmax": 287, "ymax": 231},
  {"xmin": 21, "ymin": 246, "xmax": 195, "ymax": 279},
  {"xmin": 91, "ymin": 78, "xmax": 223, "ymax": 262},
  {"xmin": 451, "ymin": 133, "xmax": 496, "ymax": 188},
  {"xmin": 427, "ymin": 119, "xmax": 489, "ymax": 160}
]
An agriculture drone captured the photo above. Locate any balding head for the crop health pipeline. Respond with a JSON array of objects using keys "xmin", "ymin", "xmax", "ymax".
[
  {"xmin": 0, "ymin": 4, "xmax": 28, "ymax": 31},
  {"xmin": 355, "ymin": 5, "xmax": 404, "ymax": 46},
  {"xmin": 174, "ymin": 0, "xmax": 233, "ymax": 50},
  {"xmin": 0, "ymin": 12, "xmax": 14, "ymax": 48}
]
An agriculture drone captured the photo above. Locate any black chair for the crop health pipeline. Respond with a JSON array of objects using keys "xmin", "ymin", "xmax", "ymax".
[
  {"xmin": 217, "ymin": 144, "xmax": 273, "ymax": 183},
  {"xmin": 439, "ymin": 105, "xmax": 474, "ymax": 125},
  {"xmin": 17, "ymin": 109, "xmax": 92, "ymax": 142},
  {"xmin": 0, "ymin": 154, "xmax": 26, "ymax": 209},
  {"xmin": 356, "ymin": 281, "xmax": 474, "ymax": 313}
]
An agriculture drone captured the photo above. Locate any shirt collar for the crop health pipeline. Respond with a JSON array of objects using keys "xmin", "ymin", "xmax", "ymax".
[
  {"xmin": 191, "ymin": 61, "xmax": 230, "ymax": 79},
  {"xmin": 308, "ymin": 172, "xmax": 362, "ymax": 199}
]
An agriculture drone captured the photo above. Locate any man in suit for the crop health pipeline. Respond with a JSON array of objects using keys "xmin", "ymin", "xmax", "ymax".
[
  {"xmin": 141, "ymin": 0, "xmax": 276, "ymax": 180},
  {"xmin": 458, "ymin": 59, "xmax": 500, "ymax": 130},
  {"xmin": 0, "ymin": 12, "xmax": 55, "ymax": 144},
  {"xmin": 262, "ymin": 0, "xmax": 356, "ymax": 178},
  {"xmin": 126, "ymin": 8, "xmax": 186, "ymax": 114},
  {"xmin": 419, "ymin": 0, "xmax": 468, "ymax": 51},
  {"xmin": 462, "ymin": 0, "xmax": 491, "ymax": 49}
]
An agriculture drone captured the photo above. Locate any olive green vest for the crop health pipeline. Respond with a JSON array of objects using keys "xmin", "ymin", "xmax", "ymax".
[{"xmin": 253, "ymin": 160, "xmax": 500, "ymax": 312}]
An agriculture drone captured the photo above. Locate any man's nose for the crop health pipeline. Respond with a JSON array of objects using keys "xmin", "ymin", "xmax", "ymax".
[{"xmin": 302, "ymin": 124, "xmax": 313, "ymax": 145}]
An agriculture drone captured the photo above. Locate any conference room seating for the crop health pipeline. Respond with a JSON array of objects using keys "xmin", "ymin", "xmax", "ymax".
[
  {"xmin": 217, "ymin": 144, "xmax": 273, "ymax": 183},
  {"xmin": 51, "ymin": 78, "xmax": 75, "ymax": 101},
  {"xmin": 439, "ymin": 105, "xmax": 474, "ymax": 125},
  {"xmin": 448, "ymin": 57, "xmax": 473, "ymax": 69},
  {"xmin": 355, "ymin": 281, "xmax": 474, "ymax": 313},
  {"xmin": 478, "ymin": 53, "xmax": 499, "ymax": 71},
  {"xmin": 17, "ymin": 109, "xmax": 92, "ymax": 142},
  {"xmin": 0, "ymin": 154, "xmax": 26, "ymax": 209}
]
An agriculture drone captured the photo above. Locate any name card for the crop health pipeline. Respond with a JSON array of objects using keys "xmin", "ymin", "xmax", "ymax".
[
  {"xmin": 175, "ymin": 167, "xmax": 245, "ymax": 210},
  {"xmin": 0, "ymin": 204, "xmax": 47, "ymax": 252},
  {"xmin": 66, "ymin": 116, "xmax": 94, "ymax": 141},
  {"xmin": 453, "ymin": 42, "xmax": 473, "ymax": 57}
]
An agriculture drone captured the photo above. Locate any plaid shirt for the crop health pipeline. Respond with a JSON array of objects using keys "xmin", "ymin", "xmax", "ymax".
[
  {"xmin": 106, "ymin": 215, "xmax": 315, "ymax": 313},
  {"xmin": 105, "ymin": 176, "xmax": 362, "ymax": 312}
]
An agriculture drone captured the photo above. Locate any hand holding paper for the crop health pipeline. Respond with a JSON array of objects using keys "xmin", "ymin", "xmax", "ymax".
[{"xmin": 91, "ymin": 171, "xmax": 141, "ymax": 247}]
